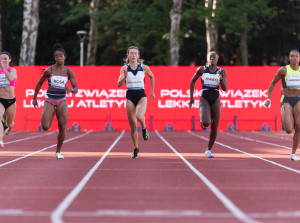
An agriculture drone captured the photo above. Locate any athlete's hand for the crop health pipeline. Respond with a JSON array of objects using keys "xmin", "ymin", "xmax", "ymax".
[
  {"xmin": 65, "ymin": 86, "xmax": 73, "ymax": 93},
  {"xmin": 32, "ymin": 98, "xmax": 38, "ymax": 108},
  {"xmin": 218, "ymin": 73, "xmax": 223, "ymax": 82},
  {"xmin": 263, "ymin": 99, "xmax": 271, "ymax": 108},
  {"xmin": 123, "ymin": 67, "xmax": 128, "ymax": 79},
  {"xmin": 189, "ymin": 98, "xmax": 194, "ymax": 109},
  {"xmin": 151, "ymin": 92, "xmax": 155, "ymax": 100}
]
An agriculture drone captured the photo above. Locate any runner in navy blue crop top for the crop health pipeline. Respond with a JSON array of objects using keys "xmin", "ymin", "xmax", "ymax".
[
  {"xmin": 189, "ymin": 51, "xmax": 227, "ymax": 158},
  {"xmin": 117, "ymin": 46, "xmax": 155, "ymax": 159}
]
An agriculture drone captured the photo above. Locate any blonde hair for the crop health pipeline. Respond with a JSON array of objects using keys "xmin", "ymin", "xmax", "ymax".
[{"xmin": 123, "ymin": 46, "xmax": 144, "ymax": 65}]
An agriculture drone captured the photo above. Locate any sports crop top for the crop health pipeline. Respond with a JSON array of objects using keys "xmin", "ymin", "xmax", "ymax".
[
  {"xmin": 282, "ymin": 65, "xmax": 300, "ymax": 89},
  {"xmin": 201, "ymin": 65, "xmax": 222, "ymax": 91},
  {"xmin": 0, "ymin": 67, "xmax": 17, "ymax": 87},
  {"xmin": 48, "ymin": 66, "xmax": 70, "ymax": 90},
  {"xmin": 125, "ymin": 63, "xmax": 145, "ymax": 90}
]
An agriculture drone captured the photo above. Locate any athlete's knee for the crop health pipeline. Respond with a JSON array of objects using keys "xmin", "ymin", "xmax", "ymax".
[
  {"xmin": 201, "ymin": 122, "xmax": 210, "ymax": 128},
  {"xmin": 41, "ymin": 124, "xmax": 50, "ymax": 131},
  {"xmin": 136, "ymin": 114, "xmax": 144, "ymax": 122},
  {"xmin": 285, "ymin": 128, "xmax": 293, "ymax": 134}
]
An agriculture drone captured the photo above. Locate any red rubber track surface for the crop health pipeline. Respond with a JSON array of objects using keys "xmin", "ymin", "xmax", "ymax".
[{"xmin": 0, "ymin": 130, "xmax": 299, "ymax": 223}]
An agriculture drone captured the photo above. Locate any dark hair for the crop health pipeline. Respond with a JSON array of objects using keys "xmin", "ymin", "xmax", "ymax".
[
  {"xmin": 289, "ymin": 49, "xmax": 300, "ymax": 56},
  {"xmin": 0, "ymin": 51, "xmax": 12, "ymax": 59},
  {"xmin": 53, "ymin": 43, "xmax": 66, "ymax": 57}
]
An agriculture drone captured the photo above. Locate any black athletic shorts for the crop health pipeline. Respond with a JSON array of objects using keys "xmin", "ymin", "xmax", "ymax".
[
  {"xmin": 201, "ymin": 89, "xmax": 219, "ymax": 106},
  {"xmin": 0, "ymin": 97, "xmax": 16, "ymax": 110},
  {"xmin": 126, "ymin": 89, "xmax": 147, "ymax": 107}
]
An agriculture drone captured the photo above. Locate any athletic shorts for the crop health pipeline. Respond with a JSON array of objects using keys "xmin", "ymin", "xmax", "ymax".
[
  {"xmin": 45, "ymin": 90, "xmax": 66, "ymax": 107},
  {"xmin": 126, "ymin": 89, "xmax": 146, "ymax": 107},
  {"xmin": 0, "ymin": 97, "xmax": 16, "ymax": 110},
  {"xmin": 201, "ymin": 89, "xmax": 219, "ymax": 106},
  {"xmin": 281, "ymin": 95, "xmax": 300, "ymax": 108}
]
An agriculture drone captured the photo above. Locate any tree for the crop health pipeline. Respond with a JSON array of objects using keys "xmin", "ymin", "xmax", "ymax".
[
  {"xmin": 86, "ymin": 0, "xmax": 99, "ymax": 65},
  {"xmin": 169, "ymin": 0, "xmax": 182, "ymax": 66},
  {"xmin": 205, "ymin": 0, "xmax": 219, "ymax": 55},
  {"xmin": 19, "ymin": 0, "xmax": 40, "ymax": 65},
  {"xmin": 217, "ymin": 0, "xmax": 276, "ymax": 65}
]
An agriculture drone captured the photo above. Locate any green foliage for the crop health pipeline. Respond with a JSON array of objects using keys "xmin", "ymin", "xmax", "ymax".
[{"xmin": 2, "ymin": 0, "xmax": 300, "ymax": 65}]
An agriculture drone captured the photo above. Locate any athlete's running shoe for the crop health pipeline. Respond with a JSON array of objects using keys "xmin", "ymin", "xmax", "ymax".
[
  {"xmin": 5, "ymin": 122, "xmax": 14, "ymax": 135},
  {"xmin": 56, "ymin": 152, "xmax": 64, "ymax": 159},
  {"xmin": 142, "ymin": 127, "xmax": 149, "ymax": 140},
  {"xmin": 290, "ymin": 154, "xmax": 300, "ymax": 161},
  {"xmin": 0, "ymin": 141, "xmax": 4, "ymax": 148},
  {"xmin": 131, "ymin": 148, "xmax": 139, "ymax": 159},
  {"xmin": 205, "ymin": 150, "xmax": 214, "ymax": 158}
]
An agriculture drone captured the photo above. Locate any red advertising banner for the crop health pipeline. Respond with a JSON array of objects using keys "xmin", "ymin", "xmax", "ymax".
[{"xmin": 14, "ymin": 66, "xmax": 281, "ymax": 131}]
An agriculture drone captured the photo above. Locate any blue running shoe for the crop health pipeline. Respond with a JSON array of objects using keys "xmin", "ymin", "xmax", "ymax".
[{"xmin": 205, "ymin": 150, "xmax": 214, "ymax": 158}]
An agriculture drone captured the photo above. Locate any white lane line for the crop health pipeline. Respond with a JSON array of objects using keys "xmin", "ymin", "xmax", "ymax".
[
  {"xmin": 4, "ymin": 132, "xmax": 55, "ymax": 145},
  {"xmin": 188, "ymin": 131, "xmax": 300, "ymax": 174},
  {"xmin": 0, "ymin": 131, "xmax": 92, "ymax": 167},
  {"xmin": 221, "ymin": 132, "xmax": 291, "ymax": 150},
  {"xmin": 156, "ymin": 131, "xmax": 259, "ymax": 223},
  {"xmin": 51, "ymin": 130, "xmax": 125, "ymax": 223},
  {"xmin": 249, "ymin": 131, "xmax": 292, "ymax": 141},
  {"xmin": 2, "ymin": 209, "xmax": 300, "ymax": 219}
]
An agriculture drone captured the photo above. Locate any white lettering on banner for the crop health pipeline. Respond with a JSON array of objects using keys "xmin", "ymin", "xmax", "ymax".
[
  {"xmin": 219, "ymin": 89, "xmax": 268, "ymax": 99},
  {"xmin": 23, "ymin": 89, "xmax": 127, "ymax": 109},
  {"xmin": 159, "ymin": 89, "xmax": 269, "ymax": 109},
  {"xmin": 161, "ymin": 89, "xmax": 202, "ymax": 98},
  {"xmin": 75, "ymin": 89, "xmax": 126, "ymax": 98},
  {"xmin": 158, "ymin": 100, "xmax": 199, "ymax": 108},
  {"xmin": 76, "ymin": 100, "xmax": 126, "ymax": 108}
]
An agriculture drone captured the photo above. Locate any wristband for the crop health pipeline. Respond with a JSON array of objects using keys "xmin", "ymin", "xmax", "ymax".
[{"xmin": 266, "ymin": 99, "xmax": 270, "ymax": 101}]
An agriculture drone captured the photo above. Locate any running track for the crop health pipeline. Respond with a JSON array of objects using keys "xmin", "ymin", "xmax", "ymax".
[{"xmin": 0, "ymin": 130, "xmax": 300, "ymax": 223}]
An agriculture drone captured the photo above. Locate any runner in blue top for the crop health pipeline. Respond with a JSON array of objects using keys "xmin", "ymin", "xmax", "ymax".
[
  {"xmin": 117, "ymin": 46, "xmax": 155, "ymax": 159},
  {"xmin": 189, "ymin": 51, "xmax": 228, "ymax": 158},
  {"xmin": 264, "ymin": 49, "xmax": 300, "ymax": 161}
]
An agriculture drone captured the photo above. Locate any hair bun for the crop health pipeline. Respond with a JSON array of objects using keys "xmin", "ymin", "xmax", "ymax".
[{"xmin": 53, "ymin": 43, "xmax": 63, "ymax": 50}]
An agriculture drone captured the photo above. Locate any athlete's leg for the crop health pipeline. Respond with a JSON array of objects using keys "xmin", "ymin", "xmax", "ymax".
[
  {"xmin": 41, "ymin": 102, "xmax": 56, "ymax": 131},
  {"xmin": 136, "ymin": 97, "xmax": 147, "ymax": 129},
  {"xmin": 0, "ymin": 104, "xmax": 5, "ymax": 147},
  {"xmin": 281, "ymin": 103, "xmax": 294, "ymax": 134},
  {"xmin": 292, "ymin": 101, "xmax": 300, "ymax": 155},
  {"xmin": 136, "ymin": 97, "xmax": 149, "ymax": 140},
  {"xmin": 126, "ymin": 100, "xmax": 138, "ymax": 148},
  {"xmin": 55, "ymin": 100, "xmax": 68, "ymax": 154},
  {"xmin": 199, "ymin": 96, "xmax": 211, "ymax": 128},
  {"xmin": 5, "ymin": 102, "xmax": 16, "ymax": 134},
  {"xmin": 208, "ymin": 99, "xmax": 221, "ymax": 150}
]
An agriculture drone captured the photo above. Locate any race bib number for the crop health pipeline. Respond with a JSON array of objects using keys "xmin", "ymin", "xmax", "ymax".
[
  {"xmin": 286, "ymin": 74, "xmax": 300, "ymax": 89},
  {"xmin": 0, "ymin": 73, "xmax": 9, "ymax": 87},
  {"xmin": 50, "ymin": 76, "xmax": 68, "ymax": 90},
  {"xmin": 202, "ymin": 73, "xmax": 219, "ymax": 88}
]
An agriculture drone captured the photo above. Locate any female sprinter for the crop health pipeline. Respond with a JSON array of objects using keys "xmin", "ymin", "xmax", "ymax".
[
  {"xmin": 0, "ymin": 51, "xmax": 17, "ymax": 147},
  {"xmin": 32, "ymin": 43, "xmax": 78, "ymax": 159},
  {"xmin": 117, "ymin": 46, "xmax": 155, "ymax": 159},
  {"xmin": 189, "ymin": 51, "xmax": 227, "ymax": 158},
  {"xmin": 264, "ymin": 49, "xmax": 300, "ymax": 161}
]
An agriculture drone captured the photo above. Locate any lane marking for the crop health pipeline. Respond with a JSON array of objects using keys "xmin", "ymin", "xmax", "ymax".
[
  {"xmin": 221, "ymin": 132, "xmax": 291, "ymax": 150},
  {"xmin": 4, "ymin": 132, "xmax": 55, "ymax": 145},
  {"xmin": 0, "ymin": 131, "xmax": 91, "ymax": 167},
  {"xmin": 188, "ymin": 131, "xmax": 300, "ymax": 174},
  {"xmin": 51, "ymin": 130, "xmax": 125, "ymax": 223},
  {"xmin": 156, "ymin": 131, "xmax": 259, "ymax": 223},
  {"xmin": 1, "ymin": 209, "xmax": 300, "ymax": 219},
  {"xmin": 249, "ymin": 131, "xmax": 292, "ymax": 141}
]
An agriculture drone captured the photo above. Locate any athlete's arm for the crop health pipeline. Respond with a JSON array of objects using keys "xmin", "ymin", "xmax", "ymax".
[
  {"xmin": 117, "ymin": 66, "xmax": 127, "ymax": 88},
  {"xmin": 66, "ymin": 69, "xmax": 78, "ymax": 93},
  {"xmin": 219, "ymin": 69, "xmax": 227, "ymax": 91},
  {"xmin": 0, "ymin": 58, "xmax": 17, "ymax": 82},
  {"xmin": 144, "ymin": 65, "xmax": 155, "ymax": 100},
  {"xmin": 264, "ymin": 66, "xmax": 286, "ymax": 107},
  {"xmin": 32, "ymin": 69, "xmax": 50, "ymax": 107},
  {"xmin": 189, "ymin": 67, "xmax": 203, "ymax": 108}
]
